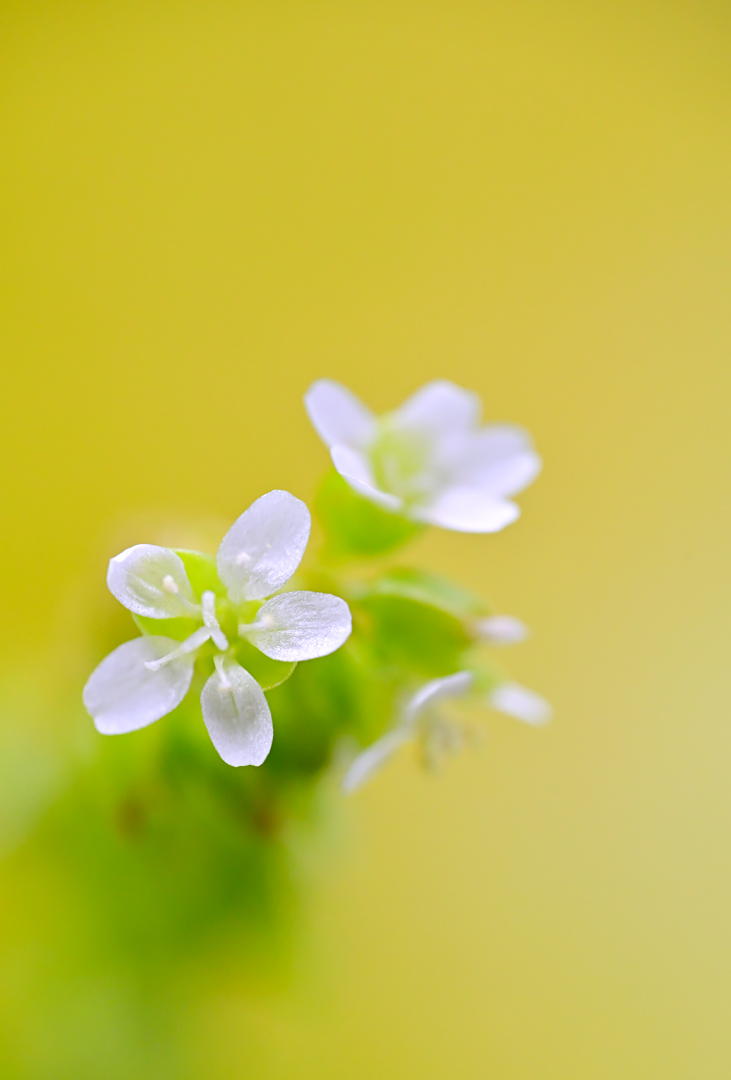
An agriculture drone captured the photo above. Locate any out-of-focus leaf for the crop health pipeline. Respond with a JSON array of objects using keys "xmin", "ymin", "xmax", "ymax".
[
  {"xmin": 265, "ymin": 648, "xmax": 371, "ymax": 774},
  {"xmin": 362, "ymin": 566, "xmax": 486, "ymax": 619},
  {"xmin": 356, "ymin": 593, "xmax": 471, "ymax": 676},
  {"xmin": 314, "ymin": 470, "xmax": 422, "ymax": 560},
  {"xmin": 0, "ymin": 706, "xmax": 67, "ymax": 857}
]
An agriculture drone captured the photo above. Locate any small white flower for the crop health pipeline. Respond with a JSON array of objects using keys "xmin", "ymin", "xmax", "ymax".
[
  {"xmin": 305, "ymin": 379, "xmax": 541, "ymax": 532},
  {"xmin": 342, "ymin": 671, "xmax": 473, "ymax": 792},
  {"xmin": 474, "ymin": 614, "xmax": 529, "ymax": 645},
  {"xmin": 83, "ymin": 490, "xmax": 352, "ymax": 767},
  {"xmin": 489, "ymin": 682, "xmax": 552, "ymax": 726}
]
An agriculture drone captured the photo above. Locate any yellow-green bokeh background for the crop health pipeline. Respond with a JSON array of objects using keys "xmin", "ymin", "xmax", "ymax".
[{"xmin": 2, "ymin": 1, "xmax": 731, "ymax": 1076}]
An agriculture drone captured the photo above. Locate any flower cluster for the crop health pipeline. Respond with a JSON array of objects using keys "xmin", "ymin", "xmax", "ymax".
[{"xmin": 83, "ymin": 378, "xmax": 550, "ymax": 791}]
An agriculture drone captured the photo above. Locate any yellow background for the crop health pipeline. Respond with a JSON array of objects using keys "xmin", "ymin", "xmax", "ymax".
[{"xmin": 2, "ymin": 1, "xmax": 731, "ymax": 1076}]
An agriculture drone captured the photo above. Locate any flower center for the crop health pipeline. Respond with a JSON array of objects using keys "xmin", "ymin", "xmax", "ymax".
[
  {"xmin": 144, "ymin": 590, "xmax": 229, "ymax": 671},
  {"xmin": 237, "ymin": 612, "xmax": 276, "ymax": 638},
  {"xmin": 370, "ymin": 423, "xmax": 434, "ymax": 506},
  {"xmin": 201, "ymin": 590, "xmax": 229, "ymax": 651}
]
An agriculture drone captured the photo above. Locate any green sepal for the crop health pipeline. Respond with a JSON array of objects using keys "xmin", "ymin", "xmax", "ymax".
[
  {"xmin": 233, "ymin": 638, "xmax": 297, "ymax": 690},
  {"xmin": 314, "ymin": 470, "xmax": 422, "ymax": 561},
  {"xmin": 463, "ymin": 654, "xmax": 502, "ymax": 694},
  {"xmin": 132, "ymin": 613, "xmax": 200, "ymax": 642},
  {"xmin": 355, "ymin": 593, "xmax": 472, "ymax": 677},
  {"xmin": 171, "ymin": 549, "xmax": 225, "ymax": 597},
  {"xmin": 362, "ymin": 567, "xmax": 486, "ymax": 619}
]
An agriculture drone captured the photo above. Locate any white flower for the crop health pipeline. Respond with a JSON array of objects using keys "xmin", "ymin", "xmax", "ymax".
[
  {"xmin": 342, "ymin": 672, "xmax": 473, "ymax": 792},
  {"xmin": 83, "ymin": 490, "xmax": 352, "ymax": 767},
  {"xmin": 489, "ymin": 682, "xmax": 552, "ymax": 726},
  {"xmin": 304, "ymin": 379, "xmax": 541, "ymax": 533},
  {"xmin": 474, "ymin": 615, "xmax": 529, "ymax": 645}
]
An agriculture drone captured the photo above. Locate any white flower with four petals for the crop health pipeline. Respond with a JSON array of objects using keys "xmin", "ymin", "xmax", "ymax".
[
  {"xmin": 83, "ymin": 490, "xmax": 352, "ymax": 768},
  {"xmin": 342, "ymin": 672, "xmax": 475, "ymax": 792},
  {"xmin": 342, "ymin": 671, "xmax": 552, "ymax": 793},
  {"xmin": 305, "ymin": 378, "xmax": 541, "ymax": 532}
]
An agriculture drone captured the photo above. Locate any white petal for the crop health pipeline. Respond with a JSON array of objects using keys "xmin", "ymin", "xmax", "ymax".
[
  {"xmin": 342, "ymin": 728, "xmax": 411, "ymax": 793},
  {"xmin": 304, "ymin": 379, "xmax": 376, "ymax": 450},
  {"xmin": 468, "ymin": 451, "xmax": 541, "ymax": 497},
  {"xmin": 217, "ymin": 490, "xmax": 311, "ymax": 603},
  {"xmin": 200, "ymin": 659, "xmax": 273, "ymax": 766},
  {"xmin": 390, "ymin": 380, "xmax": 481, "ymax": 436},
  {"xmin": 489, "ymin": 682, "xmax": 552, "ymax": 726},
  {"xmin": 469, "ymin": 424, "xmax": 536, "ymax": 460},
  {"xmin": 474, "ymin": 615, "xmax": 529, "ymax": 645},
  {"xmin": 415, "ymin": 488, "xmax": 520, "ymax": 532},
  {"xmin": 330, "ymin": 445, "xmax": 403, "ymax": 511},
  {"xmin": 107, "ymin": 545, "xmax": 197, "ymax": 618},
  {"xmin": 248, "ymin": 591, "xmax": 352, "ymax": 661},
  {"xmin": 403, "ymin": 671, "xmax": 473, "ymax": 725},
  {"xmin": 83, "ymin": 636, "xmax": 194, "ymax": 735},
  {"xmin": 461, "ymin": 427, "xmax": 542, "ymax": 496}
]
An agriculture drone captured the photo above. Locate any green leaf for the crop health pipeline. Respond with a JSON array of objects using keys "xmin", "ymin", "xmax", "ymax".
[
  {"xmin": 364, "ymin": 567, "xmax": 487, "ymax": 619},
  {"xmin": 234, "ymin": 638, "xmax": 296, "ymax": 690},
  {"xmin": 265, "ymin": 647, "xmax": 373, "ymax": 774},
  {"xmin": 314, "ymin": 470, "xmax": 422, "ymax": 561},
  {"xmin": 171, "ymin": 549, "xmax": 224, "ymax": 598},
  {"xmin": 132, "ymin": 613, "xmax": 200, "ymax": 641},
  {"xmin": 356, "ymin": 593, "xmax": 471, "ymax": 677}
]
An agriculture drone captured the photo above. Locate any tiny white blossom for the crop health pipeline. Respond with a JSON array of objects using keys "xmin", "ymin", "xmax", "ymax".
[
  {"xmin": 489, "ymin": 682, "xmax": 552, "ymax": 726},
  {"xmin": 474, "ymin": 615, "xmax": 529, "ymax": 645},
  {"xmin": 305, "ymin": 379, "xmax": 541, "ymax": 532},
  {"xmin": 83, "ymin": 490, "xmax": 352, "ymax": 767},
  {"xmin": 342, "ymin": 672, "xmax": 473, "ymax": 793}
]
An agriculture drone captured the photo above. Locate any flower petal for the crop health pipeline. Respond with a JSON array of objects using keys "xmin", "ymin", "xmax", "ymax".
[
  {"xmin": 470, "ymin": 451, "xmax": 541, "ymax": 497},
  {"xmin": 342, "ymin": 728, "xmax": 412, "ymax": 793},
  {"xmin": 304, "ymin": 379, "xmax": 376, "ymax": 450},
  {"xmin": 489, "ymin": 682, "xmax": 552, "ymax": 725},
  {"xmin": 200, "ymin": 659, "xmax": 273, "ymax": 766},
  {"xmin": 474, "ymin": 615, "xmax": 529, "ymax": 645},
  {"xmin": 389, "ymin": 380, "xmax": 481, "ymax": 436},
  {"xmin": 460, "ymin": 426, "xmax": 542, "ymax": 496},
  {"xmin": 415, "ymin": 488, "xmax": 520, "ymax": 532},
  {"xmin": 249, "ymin": 591, "xmax": 352, "ymax": 661},
  {"xmin": 107, "ymin": 545, "xmax": 197, "ymax": 618},
  {"xmin": 83, "ymin": 636, "xmax": 194, "ymax": 735},
  {"xmin": 403, "ymin": 671, "xmax": 473, "ymax": 724},
  {"xmin": 330, "ymin": 445, "xmax": 403, "ymax": 511},
  {"xmin": 217, "ymin": 490, "xmax": 311, "ymax": 603}
]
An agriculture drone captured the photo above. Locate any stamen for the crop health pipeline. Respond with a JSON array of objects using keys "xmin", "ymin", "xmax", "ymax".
[
  {"xmin": 201, "ymin": 590, "xmax": 229, "ymax": 651},
  {"xmin": 161, "ymin": 574, "xmax": 179, "ymax": 595},
  {"xmin": 144, "ymin": 625, "xmax": 211, "ymax": 671},
  {"xmin": 214, "ymin": 654, "xmax": 231, "ymax": 692},
  {"xmin": 235, "ymin": 550, "xmax": 252, "ymax": 565},
  {"xmin": 237, "ymin": 613, "xmax": 276, "ymax": 637}
]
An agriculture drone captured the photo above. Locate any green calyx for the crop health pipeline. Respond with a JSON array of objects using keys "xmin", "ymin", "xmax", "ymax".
[{"xmin": 314, "ymin": 469, "xmax": 423, "ymax": 561}]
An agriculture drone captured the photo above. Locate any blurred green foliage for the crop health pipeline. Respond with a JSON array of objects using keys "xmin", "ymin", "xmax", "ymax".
[
  {"xmin": 2, "ymin": 474, "xmax": 508, "ymax": 958},
  {"xmin": 0, "ymin": 475, "xmax": 512, "ymax": 1077},
  {"xmin": 314, "ymin": 470, "xmax": 423, "ymax": 560}
]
